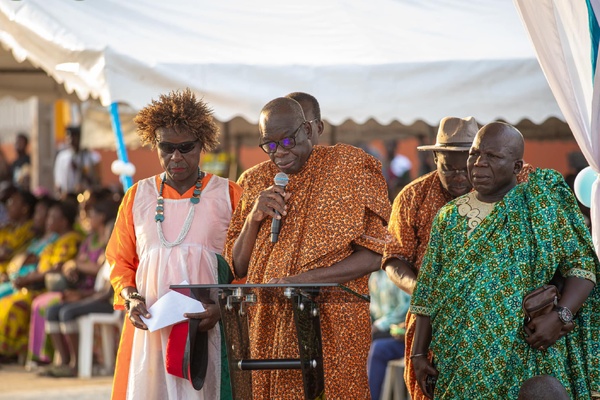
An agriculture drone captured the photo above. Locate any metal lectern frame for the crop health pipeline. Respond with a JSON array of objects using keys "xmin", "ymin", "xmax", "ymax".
[{"xmin": 170, "ymin": 283, "xmax": 369, "ymax": 400}]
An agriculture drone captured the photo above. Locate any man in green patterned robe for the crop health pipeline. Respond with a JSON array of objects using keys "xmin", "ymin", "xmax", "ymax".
[{"xmin": 410, "ymin": 122, "xmax": 600, "ymax": 399}]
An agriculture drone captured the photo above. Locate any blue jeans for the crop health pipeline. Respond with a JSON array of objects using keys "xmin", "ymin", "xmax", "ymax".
[{"xmin": 367, "ymin": 338, "xmax": 405, "ymax": 400}]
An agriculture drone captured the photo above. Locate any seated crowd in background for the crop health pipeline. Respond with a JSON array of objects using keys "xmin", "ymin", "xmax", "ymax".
[
  {"xmin": 0, "ymin": 182, "xmax": 122, "ymax": 379},
  {"xmin": 29, "ymin": 189, "xmax": 119, "ymax": 377},
  {"xmin": 0, "ymin": 196, "xmax": 82, "ymax": 363}
]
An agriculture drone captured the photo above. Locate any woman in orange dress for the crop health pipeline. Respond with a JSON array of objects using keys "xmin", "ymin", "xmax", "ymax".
[{"xmin": 107, "ymin": 89, "xmax": 241, "ymax": 400}]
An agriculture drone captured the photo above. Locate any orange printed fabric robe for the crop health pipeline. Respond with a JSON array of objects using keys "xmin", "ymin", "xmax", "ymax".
[
  {"xmin": 383, "ymin": 164, "xmax": 534, "ymax": 400},
  {"xmin": 224, "ymin": 144, "xmax": 391, "ymax": 399}
]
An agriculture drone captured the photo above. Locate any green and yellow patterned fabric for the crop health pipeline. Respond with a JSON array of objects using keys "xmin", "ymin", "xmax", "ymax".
[{"xmin": 411, "ymin": 168, "xmax": 600, "ymax": 399}]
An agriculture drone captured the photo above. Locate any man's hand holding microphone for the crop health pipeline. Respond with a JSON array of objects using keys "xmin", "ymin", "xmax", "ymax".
[{"xmin": 249, "ymin": 172, "xmax": 290, "ymax": 242}]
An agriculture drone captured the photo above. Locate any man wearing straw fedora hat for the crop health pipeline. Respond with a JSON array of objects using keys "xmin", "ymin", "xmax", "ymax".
[{"xmin": 381, "ymin": 116, "xmax": 534, "ymax": 400}]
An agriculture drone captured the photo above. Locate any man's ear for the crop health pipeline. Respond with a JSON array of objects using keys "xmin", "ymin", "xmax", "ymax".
[
  {"xmin": 514, "ymin": 159, "xmax": 524, "ymax": 174},
  {"xmin": 432, "ymin": 151, "xmax": 439, "ymax": 164},
  {"xmin": 305, "ymin": 121, "xmax": 313, "ymax": 140},
  {"xmin": 317, "ymin": 120, "xmax": 325, "ymax": 137}
]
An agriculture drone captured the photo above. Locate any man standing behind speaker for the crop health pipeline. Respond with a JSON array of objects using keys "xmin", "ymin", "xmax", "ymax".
[
  {"xmin": 224, "ymin": 97, "xmax": 391, "ymax": 399},
  {"xmin": 285, "ymin": 92, "xmax": 325, "ymax": 145}
]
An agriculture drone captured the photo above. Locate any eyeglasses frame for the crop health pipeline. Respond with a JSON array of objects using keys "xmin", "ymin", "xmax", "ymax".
[
  {"xmin": 258, "ymin": 121, "xmax": 307, "ymax": 154},
  {"xmin": 438, "ymin": 168, "xmax": 469, "ymax": 177}
]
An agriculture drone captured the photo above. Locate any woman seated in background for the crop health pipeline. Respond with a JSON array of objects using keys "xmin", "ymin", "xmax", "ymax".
[
  {"xmin": 26, "ymin": 190, "xmax": 117, "ymax": 367},
  {"xmin": 44, "ymin": 259, "xmax": 115, "ymax": 378},
  {"xmin": 0, "ymin": 199, "xmax": 81, "ymax": 364},
  {"xmin": 0, "ymin": 189, "xmax": 37, "ymax": 282},
  {"xmin": 0, "ymin": 196, "xmax": 58, "ymax": 298},
  {"xmin": 32, "ymin": 193, "xmax": 119, "ymax": 376},
  {"xmin": 0, "ymin": 195, "xmax": 54, "ymax": 300}
]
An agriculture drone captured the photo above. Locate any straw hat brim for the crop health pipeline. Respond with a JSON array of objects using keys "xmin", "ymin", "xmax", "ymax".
[{"xmin": 417, "ymin": 144, "xmax": 472, "ymax": 152}]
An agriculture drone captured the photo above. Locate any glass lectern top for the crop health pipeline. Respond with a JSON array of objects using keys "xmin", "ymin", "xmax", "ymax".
[{"xmin": 170, "ymin": 283, "xmax": 369, "ymax": 304}]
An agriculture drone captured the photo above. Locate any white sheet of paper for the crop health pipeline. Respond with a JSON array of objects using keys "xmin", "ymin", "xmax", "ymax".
[{"xmin": 140, "ymin": 281, "xmax": 205, "ymax": 332}]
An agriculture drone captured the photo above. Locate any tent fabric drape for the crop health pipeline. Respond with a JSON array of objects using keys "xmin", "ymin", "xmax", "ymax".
[
  {"xmin": 0, "ymin": 0, "xmax": 563, "ymax": 126},
  {"xmin": 514, "ymin": 0, "xmax": 600, "ymax": 253}
]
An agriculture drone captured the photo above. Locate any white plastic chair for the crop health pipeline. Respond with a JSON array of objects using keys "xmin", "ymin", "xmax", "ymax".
[
  {"xmin": 77, "ymin": 309, "xmax": 123, "ymax": 378},
  {"xmin": 76, "ymin": 261, "xmax": 124, "ymax": 378},
  {"xmin": 380, "ymin": 358, "xmax": 409, "ymax": 400}
]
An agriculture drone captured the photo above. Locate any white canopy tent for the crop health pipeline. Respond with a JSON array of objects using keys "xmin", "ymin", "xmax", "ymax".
[{"xmin": 0, "ymin": 0, "xmax": 565, "ymax": 133}]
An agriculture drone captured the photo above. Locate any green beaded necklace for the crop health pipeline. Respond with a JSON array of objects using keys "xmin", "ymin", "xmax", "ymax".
[{"xmin": 155, "ymin": 168, "xmax": 205, "ymax": 248}]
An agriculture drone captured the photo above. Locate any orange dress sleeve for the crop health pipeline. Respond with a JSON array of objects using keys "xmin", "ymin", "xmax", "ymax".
[
  {"xmin": 107, "ymin": 182, "xmax": 140, "ymax": 309},
  {"xmin": 228, "ymin": 179, "xmax": 242, "ymax": 211}
]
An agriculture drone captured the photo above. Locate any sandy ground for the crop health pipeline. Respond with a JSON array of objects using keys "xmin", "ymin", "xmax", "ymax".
[{"xmin": 0, "ymin": 364, "xmax": 112, "ymax": 400}]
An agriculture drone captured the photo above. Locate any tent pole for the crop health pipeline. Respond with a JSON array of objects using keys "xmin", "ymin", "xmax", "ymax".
[{"xmin": 109, "ymin": 102, "xmax": 133, "ymax": 192}]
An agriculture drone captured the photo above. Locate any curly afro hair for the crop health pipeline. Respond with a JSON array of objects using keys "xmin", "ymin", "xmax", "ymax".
[{"xmin": 133, "ymin": 88, "xmax": 220, "ymax": 152}]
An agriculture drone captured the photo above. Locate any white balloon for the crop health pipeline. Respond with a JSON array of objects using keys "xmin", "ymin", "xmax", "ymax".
[
  {"xmin": 573, "ymin": 166, "xmax": 598, "ymax": 208},
  {"xmin": 111, "ymin": 160, "xmax": 125, "ymax": 175},
  {"xmin": 122, "ymin": 162, "xmax": 137, "ymax": 177}
]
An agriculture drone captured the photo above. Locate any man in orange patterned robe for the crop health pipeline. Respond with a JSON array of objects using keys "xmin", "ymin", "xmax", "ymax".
[
  {"xmin": 224, "ymin": 97, "xmax": 391, "ymax": 399},
  {"xmin": 383, "ymin": 116, "xmax": 534, "ymax": 400}
]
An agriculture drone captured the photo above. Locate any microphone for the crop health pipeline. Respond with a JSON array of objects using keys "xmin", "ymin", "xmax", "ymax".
[{"xmin": 271, "ymin": 172, "xmax": 289, "ymax": 243}]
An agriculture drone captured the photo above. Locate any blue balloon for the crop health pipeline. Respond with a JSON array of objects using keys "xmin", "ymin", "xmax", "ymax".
[{"xmin": 574, "ymin": 166, "xmax": 598, "ymax": 208}]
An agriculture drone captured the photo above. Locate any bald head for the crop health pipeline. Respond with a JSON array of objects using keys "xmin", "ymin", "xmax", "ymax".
[
  {"xmin": 518, "ymin": 375, "xmax": 569, "ymax": 400},
  {"xmin": 259, "ymin": 97, "xmax": 306, "ymax": 135},
  {"xmin": 478, "ymin": 122, "xmax": 524, "ymax": 159},
  {"xmin": 285, "ymin": 92, "xmax": 321, "ymax": 120},
  {"xmin": 284, "ymin": 93, "xmax": 324, "ymax": 145}
]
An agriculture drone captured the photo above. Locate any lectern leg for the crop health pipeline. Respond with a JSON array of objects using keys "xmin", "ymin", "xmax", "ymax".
[
  {"xmin": 218, "ymin": 296, "xmax": 253, "ymax": 400},
  {"xmin": 292, "ymin": 295, "xmax": 325, "ymax": 400}
]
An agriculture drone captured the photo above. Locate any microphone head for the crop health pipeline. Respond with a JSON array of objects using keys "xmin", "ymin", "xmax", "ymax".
[{"xmin": 274, "ymin": 172, "xmax": 289, "ymax": 187}]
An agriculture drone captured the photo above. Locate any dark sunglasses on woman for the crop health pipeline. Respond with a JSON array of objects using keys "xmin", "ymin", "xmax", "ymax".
[{"xmin": 157, "ymin": 139, "xmax": 199, "ymax": 154}]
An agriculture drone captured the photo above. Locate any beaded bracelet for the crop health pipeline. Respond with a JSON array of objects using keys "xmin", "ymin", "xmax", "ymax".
[
  {"xmin": 409, "ymin": 353, "xmax": 428, "ymax": 359},
  {"xmin": 128, "ymin": 292, "xmax": 146, "ymax": 302},
  {"xmin": 124, "ymin": 292, "xmax": 146, "ymax": 311}
]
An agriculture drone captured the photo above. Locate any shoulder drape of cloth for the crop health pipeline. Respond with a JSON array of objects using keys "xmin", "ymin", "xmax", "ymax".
[
  {"xmin": 225, "ymin": 144, "xmax": 390, "ymax": 287},
  {"xmin": 225, "ymin": 145, "xmax": 390, "ymax": 284},
  {"xmin": 384, "ymin": 163, "xmax": 534, "ymax": 400},
  {"xmin": 224, "ymin": 144, "xmax": 391, "ymax": 399},
  {"xmin": 411, "ymin": 168, "xmax": 600, "ymax": 399}
]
